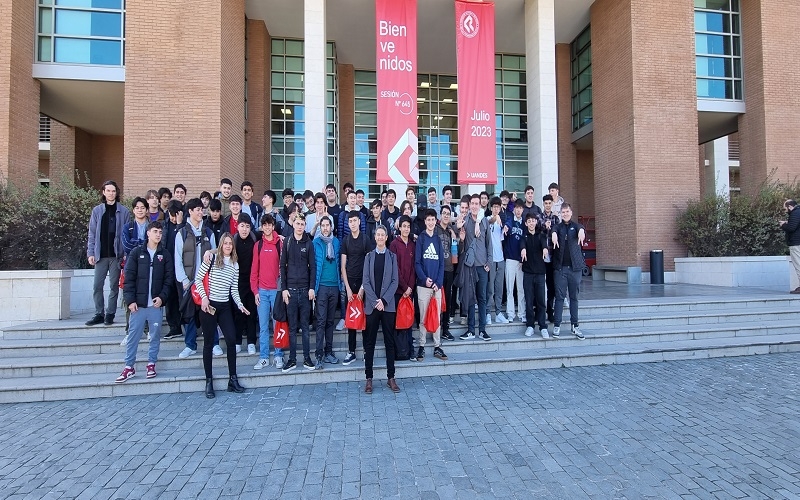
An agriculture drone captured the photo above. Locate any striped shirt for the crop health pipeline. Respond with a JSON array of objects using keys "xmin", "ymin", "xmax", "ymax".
[{"xmin": 195, "ymin": 256, "xmax": 243, "ymax": 308}]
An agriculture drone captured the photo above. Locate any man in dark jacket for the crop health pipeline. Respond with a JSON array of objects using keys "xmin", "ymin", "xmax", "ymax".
[
  {"xmin": 162, "ymin": 200, "xmax": 186, "ymax": 339},
  {"xmin": 780, "ymin": 199, "xmax": 800, "ymax": 294},
  {"xmin": 521, "ymin": 213, "xmax": 549, "ymax": 338},
  {"xmin": 116, "ymin": 222, "xmax": 174, "ymax": 383},
  {"xmin": 551, "ymin": 203, "xmax": 586, "ymax": 340},
  {"xmin": 279, "ymin": 212, "xmax": 317, "ymax": 372},
  {"xmin": 234, "ymin": 213, "xmax": 259, "ymax": 354}
]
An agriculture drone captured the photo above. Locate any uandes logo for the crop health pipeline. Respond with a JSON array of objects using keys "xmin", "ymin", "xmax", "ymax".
[
  {"xmin": 459, "ymin": 11, "xmax": 479, "ymax": 38},
  {"xmin": 467, "ymin": 172, "xmax": 488, "ymax": 179}
]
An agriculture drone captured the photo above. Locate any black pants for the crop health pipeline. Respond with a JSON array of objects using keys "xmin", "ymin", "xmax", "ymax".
[
  {"xmin": 286, "ymin": 288, "xmax": 312, "ymax": 362},
  {"xmin": 364, "ymin": 309, "xmax": 396, "ymax": 380},
  {"xmin": 199, "ymin": 300, "xmax": 237, "ymax": 379},
  {"xmin": 164, "ymin": 281, "xmax": 182, "ymax": 335},
  {"xmin": 441, "ymin": 270, "xmax": 454, "ymax": 336},
  {"xmin": 235, "ymin": 290, "xmax": 258, "ymax": 346},
  {"xmin": 545, "ymin": 262, "xmax": 555, "ymax": 320},
  {"xmin": 523, "ymin": 273, "xmax": 547, "ymax": 330}
]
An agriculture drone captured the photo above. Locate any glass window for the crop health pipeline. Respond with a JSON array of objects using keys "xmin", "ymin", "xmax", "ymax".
[
  {"xmin": 694, "ymin": 0, "xmax": 742, "ymax": 100},
  {"xmin": 571, "ymin": 25, "xmax": 592, "ymax": 132},
  {"xmin": 38, "ymin": 2, "xmax": 125, "ymax": 65}
]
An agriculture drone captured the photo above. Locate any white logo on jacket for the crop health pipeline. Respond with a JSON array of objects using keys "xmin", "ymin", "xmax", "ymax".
[{"xmin": 423, "ymin": 242, "xmax": 439, "ymax": 260}]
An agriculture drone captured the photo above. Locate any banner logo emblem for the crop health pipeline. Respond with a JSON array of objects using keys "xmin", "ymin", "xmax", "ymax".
[{"xmin": 459, "ymin": 11, "xmax": 479, "ymax": 38}]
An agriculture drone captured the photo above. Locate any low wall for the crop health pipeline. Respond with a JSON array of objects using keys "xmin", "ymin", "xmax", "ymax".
[
  {"xmin": 0, "ymin": 270, "xmax": 72, "ymax": 330},
  {"xmin": 675, "ymin": 256, "xmax": 799, "ymax": 291}
]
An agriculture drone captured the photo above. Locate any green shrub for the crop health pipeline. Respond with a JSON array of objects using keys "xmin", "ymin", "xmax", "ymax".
[
  {"xmin": 0, "ymin": 173, "xmax": 98, "ymax": 270},
  {"xmin": 676, "ymin": 181, "xmax": 800, "ymax": 257}
]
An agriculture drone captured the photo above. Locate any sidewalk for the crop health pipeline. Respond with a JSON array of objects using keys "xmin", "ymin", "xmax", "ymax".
[{"xmin": 0, "ymin": 353, "xmax": 798, "ymax": 499}]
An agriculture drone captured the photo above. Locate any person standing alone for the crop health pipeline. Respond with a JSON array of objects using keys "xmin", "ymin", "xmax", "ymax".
[{"xmin": 781, "ymin": 199, "xmax": 800, "ymax": 294}]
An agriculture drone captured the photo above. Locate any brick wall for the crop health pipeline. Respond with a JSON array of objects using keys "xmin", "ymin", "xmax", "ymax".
[
  {"xmin": 49, "ymin": 120, "xmax": 76, "ymax": 183},
  {"xmin": 0, "ymin": 0, "xmax": 39, "ymax": 187},
  {"xmin": 220, "ymin": 0, "xmax": 246, "ymax": 188},
  {"xmin": 124, "ymin": 0, "xmax": 224, "ymax": 198},
  {"xmin": 739, "ymin": 0, "xmax": 800, "ymax": 193},
  {"xmin": 245, "ymin": 19, "xmax": 270, "ymax": 194},
  {"xmin": 555, "ymin": 43, "xmax": 578, "ymax": 209},
  {"xmin": 576, "ymin": 150, "xmax": 595, "ymax": 219},
  {"xmin": 338, "ymin": 64, "xmax": 355, "ymax": 191},
  {"xmin": 592, "ymin": 0, "xmax": 699, "ymax": 270},
  {"xmin": 91, "ymin": 135, "xmax": 124, "ymax": 195}
]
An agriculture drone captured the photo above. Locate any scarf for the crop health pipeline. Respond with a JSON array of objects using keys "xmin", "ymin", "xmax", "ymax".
[{"xmin": 320, "ymin": 233, "xmax": 335, "ymax": 261}]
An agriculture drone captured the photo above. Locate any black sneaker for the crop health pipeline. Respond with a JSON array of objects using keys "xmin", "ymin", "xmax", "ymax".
[
  {"xmin": 163, "ymin": 330, "xmax": 183, "ymax": 340},
  {"xmin": 459, "ymin": 331, "xmax": 475, "ymax": 340},
  {"xmin": 433, "ymin": 347, "xmax": 448, "ymax": 360},
  {"xmin": 85, "ymin": 314, "xmax": 104, "ymax": 326},
  {"xmin": 416, "ymin": 346, "xmax": 424, "ymax": 362},
  {"xmin": 104, "ymin": 314, "xmax": 115, "ymax": 326},
  {"xmin": 441, "ymin": 332, "xmax": 455, "ymax": 341},
  {"xmin": 303, "ymin": 358, "xmax": 315, "ymax": 370},
  {"xmin": 478, "ymin": 331, "xmax": 492, "ymax": 341},
  {"xmin": 281, "ymin": 359, "xmax": 297, "ymax": 372}
]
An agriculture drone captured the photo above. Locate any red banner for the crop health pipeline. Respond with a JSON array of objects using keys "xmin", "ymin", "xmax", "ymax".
[
  {"xmin": 455, "ymin": 0, "xmax": 497, "ymax": 185},
  {"xmin": 376, "ymin": 0, "xmax": 419, "ymax": 184}
]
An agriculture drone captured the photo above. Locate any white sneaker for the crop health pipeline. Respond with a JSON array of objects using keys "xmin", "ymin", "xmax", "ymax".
[
  {"xmin": 146, "ymin": 332, "xmax": 152, "ymax": 341},
  {"xmin": 518, "ymin": 316, "xmax": 527, "ymax": 324},
  {"xmin": 507, "ymin": 314, "xmax": 516, "ymax": 323},
  {"xmin": 212, "ymin": 345, "xmax": 224, "ymax": 357},
  {"xmin": 495, "ymin": 313, "xmax": 509, "ymax": 324},
  {"xmin": 485, "ymin": 314, "xmax": 492, "ymax": 325},
  {"xmin": 274, "ymin": 356, "xmax": 285, "ymax": 370},
  {"xmin": 552, "ymin": 326, "xmax": 561, "ymax": 338},
  {"xmin": 541, "ymin": 327, "xmax": 550, "ymax": 339},
  {"xmin": 524, "ymin": 327, "xmax": 534, "ymax": 337},
  {"xmin": 460, "ymin": 316, "xmax": 467, "ymax": 326},
  {"xmin": 254, "ymin": 358, "xmax": 269, "ymax": 370},
  {"xmin": 235, "ymin": 345, "xmax": 242, "ymax": 354},
  {"xmin": 178, "ymin": 347, "xmax": 196, "ymax": 358},
  {"xmin": 247, "ymin": 344, "xmax": 256, "ymax": 355},
  {"xmin": 120, "ymin": 335, "xmax": 128, "ymax": 346},
  {"xmin": 336, "ymin": 319, "xmax": 345, "ymax": 331}
]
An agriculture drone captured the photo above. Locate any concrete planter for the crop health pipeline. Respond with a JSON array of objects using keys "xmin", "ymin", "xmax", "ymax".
[
  {"xmin": 675, "ymin": 256, "xmax": 798, "ymax": 291},
  {"xmin": 0, "ymin": 270, "xmax": 72, "ymax": 330}
]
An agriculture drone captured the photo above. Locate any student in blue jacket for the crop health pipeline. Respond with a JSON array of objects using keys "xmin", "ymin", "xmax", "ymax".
[{"xmin": 414, "ymin": 209, "xmax": 447, "ymax": 362}]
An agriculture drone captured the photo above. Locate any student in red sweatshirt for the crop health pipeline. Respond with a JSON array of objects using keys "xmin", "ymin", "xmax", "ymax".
[{"xmin": 250, "ymin": 214, "xmax": 284, "ymax": 370}]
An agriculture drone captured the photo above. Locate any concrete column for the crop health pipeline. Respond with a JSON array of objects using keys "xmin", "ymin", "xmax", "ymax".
[
  {"xmin": 338, "ymin": 63, "xmax": 355, "ymax": 191},
  {"xmin": 704, "ymin": 136, "xmax": 730, "ymax": 199},
  {"xmin": 524, "ymin": 0, "xmax": 559, "ymax": 197},
  {"xmin": 0, "ymin": 0, "xmax": 40, "ymax": 187},
  {"xmin": 304, "ymin": 0, "xmax": 327, "ymax": 193}
]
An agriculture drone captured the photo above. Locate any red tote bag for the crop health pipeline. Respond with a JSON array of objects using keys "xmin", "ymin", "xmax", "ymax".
[
  {"xmin": 273, "ymin": 320, "xmax": 290, "ymax": 349},
  {"xmin": 345, "ymin": 297, "xmax": 367, "ymax": 331},
  {"xmin": 423, "ymin": 293, "xmax": 440, "ymax": 333},
  {"xmin": 395, "ymin": 296, "xmax": 414, "ymax": 329}
]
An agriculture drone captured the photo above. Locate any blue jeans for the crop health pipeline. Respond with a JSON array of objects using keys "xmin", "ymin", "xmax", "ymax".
[
  {"xmin": 467, "ymin": 266, "xmax": 489, "ymax": 333},
  {"xmin": 554, "ymin": 266, "xmax": 582, "ymax": 327},
  {"xmin": 124, "ymin": 306, "xmax": 162, "ymax": 367},
  {"xmin": 286, "ymin": 288, "xmax": 312, "ymax": 362},
  {"xmin": 315, "ymin": 285, "xmax": 338, "ymax": 359},
  {"xmin": 258, "ymin": 289, "xmax": 278, "ymax": 360}
]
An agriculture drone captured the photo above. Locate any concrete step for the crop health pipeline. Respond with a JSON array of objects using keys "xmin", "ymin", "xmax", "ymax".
[
  {"xmin": 1, "ymin": 319, "xmax": 799, "ymax": 378},
  {"xmin": 4, "ymin": 295, "xmax": 799, "ymax": 340},
  {"xmin": 1, "ymin": 333, "xmax": 798, "ymax": 403}
]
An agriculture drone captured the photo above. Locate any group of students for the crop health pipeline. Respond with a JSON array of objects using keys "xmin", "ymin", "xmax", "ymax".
[{"xmin": 86, "ymin": 178, "xmax": 586, "ymax": 397}]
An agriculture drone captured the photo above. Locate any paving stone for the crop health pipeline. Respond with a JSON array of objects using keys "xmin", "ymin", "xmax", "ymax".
[{"xmin": 1, "ymin": 354, "xmax": 800, "ymax": 498}]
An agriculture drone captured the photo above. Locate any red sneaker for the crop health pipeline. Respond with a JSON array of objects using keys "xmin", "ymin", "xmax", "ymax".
[
  {"xmin": 115, "ymin": 366, "xmax": 135, "ymax": 383},
  {"xmin": 146, "ymin": 363, "xmax": 157, "ymax": 379}
]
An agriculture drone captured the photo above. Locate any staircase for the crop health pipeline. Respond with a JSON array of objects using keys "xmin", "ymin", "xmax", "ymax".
[{"xmin": 1, "ymin": 294, "xmax": 799, "ymax": 403}]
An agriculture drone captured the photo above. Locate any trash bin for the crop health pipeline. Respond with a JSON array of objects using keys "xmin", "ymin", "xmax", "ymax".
[{"xmin": 650, "ymin": 250, "xmax": 664, "ymax": 284}]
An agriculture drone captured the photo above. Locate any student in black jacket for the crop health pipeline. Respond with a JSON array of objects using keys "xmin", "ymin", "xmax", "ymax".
[
  {"xmin": 551, "ymin": 203, "xmax": 586, "ymax": 340},
  {"xmin": 520, "ymin": 214, "xmax": 549, "ymax": 339},
  {"xmin": 233, "ymin": 213, "xmax": 258, "ymax": 354},
  {"xmin": 116, "ymin": 222, "xmax": 174, "ymax": 383},
  {"xmin": 279, "ymin": 212, "xmax": 317, "ymax": 372}
]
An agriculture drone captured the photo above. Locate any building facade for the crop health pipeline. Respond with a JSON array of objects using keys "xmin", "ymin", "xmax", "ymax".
[{"xmin": 1, "ymin": 0, "xmax": 798, "ymax": 271}]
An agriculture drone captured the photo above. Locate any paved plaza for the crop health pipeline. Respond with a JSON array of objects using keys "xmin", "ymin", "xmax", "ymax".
[{"xmin": 0, "ymin": 353, "xmax": 798, "ymax": 499}]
